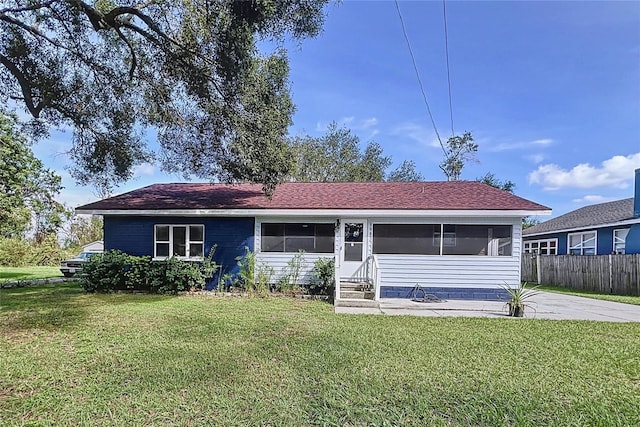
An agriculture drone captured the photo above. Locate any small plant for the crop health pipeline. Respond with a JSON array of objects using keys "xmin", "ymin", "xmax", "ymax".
[
  {"xmin": 501, "ymin": 282, "xmax": 540, "ymax": 317},
  {"xmin": 309, "ymin": 257, "xmax": 335, "ymax": 297},
  {"xmin": 255, "ymin": 262, "xmax": 274, "ymax": 297},
  {"xmin": 235, "ymin": 247, "xmax": 256, "ymax": 292},
  {"xmin": 278, "ymin": 251, "xmax": 305, "ymax": 295}
]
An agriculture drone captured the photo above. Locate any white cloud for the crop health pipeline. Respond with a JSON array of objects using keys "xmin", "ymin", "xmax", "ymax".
[
  {"xmin": 133, "ymin": 162, "xmax": 155, "ymax": 177},
  {"xmin": 391, "ymin": 122, "xmax": 442, "ymax": 149},
  {"xmin": 528, "ymin": 152, "xmax": 640, "ymax": 190},
  {"xmin": 571, "ymin": 195, "xmax": 618, "ymax": 204},
  {"xmin": 488, "ymin": 138, "xmax": 554, "ymax": 152},
  {"xmin": 315, "ymin": 116, "xmax": 377, "ymax": 132},
  {"xmin": 525, "ymin": 153, "xmax": 545, "ymax": 164}
]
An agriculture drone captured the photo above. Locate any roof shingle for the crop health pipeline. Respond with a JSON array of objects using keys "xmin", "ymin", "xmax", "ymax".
[
  {"xmin": 77, "ymin": 181, "xmax": 550, "ymax": 212},
  {"xmin": 523, "ymin": 198, "xmax": 635, "ymax": 235}
]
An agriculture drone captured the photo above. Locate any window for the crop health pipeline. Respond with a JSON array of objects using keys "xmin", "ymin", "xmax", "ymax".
[
  {"xmin": 613, "ymin": 229, "xmax": 629, "ymax": 254},
  {"xmin": 568, "ymin": 231, "xmax": 596, "ymax": 255},
  {"xmin": 372, "ymin": 224, "xmax": 512, "ymax": 256},
  {"xmin": 523, "ymin": 238, "xmax": 558, "ymax": 255},
  {"xmin": 373, "ymin": 224, "xmax": 439, "ymax": 255},
  {"xmin": 261, "ymin": 223, "xmax": 334, "ymax": 253},
  {"xmin": 154, "ymin": 225, "xmax": 204, "ymax": 259}
]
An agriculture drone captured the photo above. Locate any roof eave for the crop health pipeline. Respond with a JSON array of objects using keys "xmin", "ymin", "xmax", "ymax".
[{"xmin": 76, "ymin": 208, "xmax": 552, "ymax": 217}]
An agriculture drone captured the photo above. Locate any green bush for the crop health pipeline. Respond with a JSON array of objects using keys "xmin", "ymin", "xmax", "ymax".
[
  {"xmin": 0, "ymin": 237, "xmax": 33, "ymax": 267},
  {"xmin": 80, "ymin": 250, "xmax": 211, "ymax": 294},
  {"xmin": 309, "ymin": 257, "xmax": 335, "ymax": 296}
]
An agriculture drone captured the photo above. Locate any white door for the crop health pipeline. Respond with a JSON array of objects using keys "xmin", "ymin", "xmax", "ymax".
[{"xmin": 340, "ymin": 220, "xmax": 367, "ymax": 279}]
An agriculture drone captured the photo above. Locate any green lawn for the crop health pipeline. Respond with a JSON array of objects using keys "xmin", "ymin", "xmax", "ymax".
[
  {"xmin": 538, "ymin": 285, "xmax": 640, "ymax": 306},
  {"xmin": 1, "ymin": 285, "xmax": 639, "ymax": 426},
  {"xmin": 0, "ymin": 266, "xmax": 63, "ymax": 283}
]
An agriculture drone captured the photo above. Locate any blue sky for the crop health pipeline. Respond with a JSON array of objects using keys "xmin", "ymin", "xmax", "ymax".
[{"xmin": 33, "ymin": 1, "xmax": 640, "ymax": 218}]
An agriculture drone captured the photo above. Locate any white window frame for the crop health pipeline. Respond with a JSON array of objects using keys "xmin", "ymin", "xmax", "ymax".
[
  {"xmin": 568, "ymin": 231, "xmax": 597, "ymax": 255},
  {"xmin": 523, "ymin": 238, "xmax": 558, "ymax": 255},
  {"xmin": 613, "ymin": 228, "xmax": 629, "ymax": 254},
  {"xmin": 154, "ymin": 224, "xmax": 205, "ymax": 260}
]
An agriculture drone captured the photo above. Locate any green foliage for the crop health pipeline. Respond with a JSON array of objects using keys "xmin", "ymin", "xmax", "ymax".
[
  {"xmin": 439, "ymin": 131, "xmax": 477, "ymax": 181},
  {"xmin": 501, "ymin": 282, "xmax": 540, "ymax": 317},
  {"xmin": 63, "ymin": 215, "xmax": 104, "ymax": 249},
  {"xmin": 278, "ymin": 251, "xmax": 305, "ymax": 294},
  {"xmin": 0, "ymin": 1, "xmax": 328, "ymax": 194},
  {"xmin": 234, "ymin": 247, "xmax": 256, "ymax": 291},
  {"xmin": 289, "ymin": 123, "xmax": 392, "ymax": 182},
  {"xmin": 309, "ymin": 257, "xmax": 335, "ymax": 296},
  {"xmin": 80, "ymin": 250, "xmax": 211, "ymax": 294},
  {"xmin": 523, "ymin": 216, "xmax": 541, "ymax": 229},
  {"xmin": 0, "ymin": 236, "xmax": 75, "ymax": 267},
  {"xmin": 0, "ymin": 238, "xmax": 34, "ymax": 267},
  {"xmin": 0, "ymin": 112, "xmax": 63, "ymax": 239},
  {"xmin": 476, "ymin": 172, "xmax": 516, "ymax": 193},
  {"xmin": 387, "ymin": 160, "xmax": 424, "ymax": 182}
]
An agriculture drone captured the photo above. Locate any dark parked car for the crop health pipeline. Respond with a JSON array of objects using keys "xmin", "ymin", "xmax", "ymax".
[{"xmin": 60, "ymin": 251, "xmax": 102, "ymax": 277}]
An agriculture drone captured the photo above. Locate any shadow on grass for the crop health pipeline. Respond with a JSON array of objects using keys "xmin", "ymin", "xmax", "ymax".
[
  {"xmin": 0, "ymin": 271, "xmax": 25, "ymax": 280},
  {"xmin": 0, "ymin": 284, "xmax": 171, "ymax": 332}
]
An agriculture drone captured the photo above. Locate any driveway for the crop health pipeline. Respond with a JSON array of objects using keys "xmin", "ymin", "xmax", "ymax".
[{"xmin": 335, "ymin": 291, "xmax": 640, "ymax": 322}]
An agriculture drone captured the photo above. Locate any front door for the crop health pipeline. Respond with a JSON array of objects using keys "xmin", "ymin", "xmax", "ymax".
[{"xmin": 340, "ymin": 220, "xmax": 367, "ymax": 279}]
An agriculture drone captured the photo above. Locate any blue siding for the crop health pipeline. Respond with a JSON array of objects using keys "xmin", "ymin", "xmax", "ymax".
[
  {"xmin": 525, "ymin": 226, "xmax": 640, "ymax": 255},
  {"xmin": 627, "ymin": 224, "xmax": 640, "ymax": 254},
  {"xmin": 104, "ymin": 216, "xmax": 254, "ymax": 288},
  {"xmin": 380, "ymin": 286, "xmax": 511, "ymax": 301}
]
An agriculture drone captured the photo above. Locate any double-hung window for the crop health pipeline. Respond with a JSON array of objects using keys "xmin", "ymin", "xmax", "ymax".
[
  {"xmin": 613, "ymin": 229, "xmax": 629, "ymax": 254},
  {"xmin": 523, "ymin": 239, "xmax": 558, "ymax": 255},
  {"xmin": 155, "ymin": 225, "xmax": 204, "ymax": 259},
  {"xmin": 568, "ymin": 231, "xmax": 596, "ymax": 255}
]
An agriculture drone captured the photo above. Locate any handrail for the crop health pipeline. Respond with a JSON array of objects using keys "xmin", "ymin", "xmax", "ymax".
[{"xmin": 372, "ymin": 255, "xmax": 381, "ymax": 301}]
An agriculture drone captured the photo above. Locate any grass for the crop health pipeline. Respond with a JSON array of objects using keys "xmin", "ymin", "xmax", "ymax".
[
  {"xmin": 1, "ymin": 285, "xmax": 639, "ymax": 426},
  {"xmin": 538, "ymin": 284, "xmax": 640, "ymax": 306},
  {"xmin": 0, "ymin": 266, "xmax": 63, "ymax": 283}
]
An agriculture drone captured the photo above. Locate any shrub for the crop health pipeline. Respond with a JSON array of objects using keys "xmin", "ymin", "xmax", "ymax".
[
  {"xmin": 80, "ymin": 250, "xmax": 211, "ymax": 294},
  {"xmin": 309, "ymin": 257, "xmax": 335, "ymax": 296},
  {"xmin": 0, "ymin": 237, "xmax": 33, "ymax": 267},
  {"xmin": 80, "ymin": 250, "xmax": 128, "ymax": 292}
]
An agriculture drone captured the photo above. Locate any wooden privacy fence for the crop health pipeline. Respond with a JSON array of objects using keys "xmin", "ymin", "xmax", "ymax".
[{"xmin": 521, "ymin": 254, "xmax": 640, "ymax": 296}]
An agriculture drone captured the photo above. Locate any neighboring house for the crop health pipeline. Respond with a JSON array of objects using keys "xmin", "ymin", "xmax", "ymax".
[
  {"xmin": 76, "ymin": 181, "xmax": 550, "ymax": 301},
  {"xmin": 82, "ymin": 240, "xmax": 104, "ymax": 253},
  {"xmin": 523, "ymin": 169, "xmax": 640, "ymax": 255}
]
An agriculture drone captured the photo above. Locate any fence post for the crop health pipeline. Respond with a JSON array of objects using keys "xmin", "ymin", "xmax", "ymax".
[
  {"xmin": 608, "ymin": 254, "xmax": 613, "ymax": 294},
  {"xmin": 536, "ymin": 254, "xmax": 541, "ymax": 284}
]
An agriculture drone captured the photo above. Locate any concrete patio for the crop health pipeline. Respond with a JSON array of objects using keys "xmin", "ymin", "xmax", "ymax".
[{"xmin": 335, "ymin": 291, "xmax": 640, "ymax": 322}]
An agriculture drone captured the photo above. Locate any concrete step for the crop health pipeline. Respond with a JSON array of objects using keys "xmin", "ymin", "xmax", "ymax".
[
  {"xmin": 340, "ymin": 290, "xmax": 375, "ymax": 300},
  {"xmin": 335, "ymin": 298, "xmax": 380, "ymax": 309},
  {"xmin": 340, "ymin": 282, "xmax": 372, "ymax": 291}
]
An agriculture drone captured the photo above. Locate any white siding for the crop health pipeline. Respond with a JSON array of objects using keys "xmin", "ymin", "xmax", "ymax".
[
  {"xmin": 377, "ymin": 255, "xmax": 520, "ymax": 288},
  {"xmin": 255, "ymin": 253, "xmax": 331, "ymax": 284}
]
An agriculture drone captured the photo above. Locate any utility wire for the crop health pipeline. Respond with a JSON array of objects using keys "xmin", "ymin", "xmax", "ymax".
[
  {"xmin": 443, "ymin": 0, "xmax": 454, "ymax": 136},
  {"xmin": 394, "ymin": 0, "xmax": 446, "ymax": 156}
]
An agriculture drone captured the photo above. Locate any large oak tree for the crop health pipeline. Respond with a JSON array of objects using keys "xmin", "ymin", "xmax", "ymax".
[{"xmin": 0, "ymin": 0, "xmax": 328, "ymax": 194}]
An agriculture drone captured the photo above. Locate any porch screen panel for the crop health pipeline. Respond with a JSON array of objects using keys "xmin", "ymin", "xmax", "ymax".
[
  {"xmin": 372, "ymin": 224, "xmax": 439, "ymax": 255},
  {"xmin": 442, "ymin": 225, "xmax": 512, "ymax": 256},
  {"xmin": 261, "ymin": 223, "xmax": 334, "ymax": 253}
]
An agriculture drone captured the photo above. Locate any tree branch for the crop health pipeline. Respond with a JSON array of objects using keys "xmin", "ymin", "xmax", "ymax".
[{"xmin": 0, "ymin": 53, "xmax": 41, "ymax": 117}]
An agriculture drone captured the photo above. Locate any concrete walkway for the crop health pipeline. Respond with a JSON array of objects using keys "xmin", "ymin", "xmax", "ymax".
[{"xmin": 335, "ymin": 291, "xmax": 640, "ymax": 322}]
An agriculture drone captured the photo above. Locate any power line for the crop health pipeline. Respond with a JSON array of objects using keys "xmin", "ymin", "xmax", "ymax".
[
  {"xmin": 394, "ymin": 0, "xmax": 446, "ymax": 156},
  {"xmin": 443, "ymin": 0, "xmax": 454, "ymax": 136}
]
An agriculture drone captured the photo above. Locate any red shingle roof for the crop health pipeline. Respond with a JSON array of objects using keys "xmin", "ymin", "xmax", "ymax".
[{"xmin": 77, "ymin": 182, "xmax": 550, "ymax": 212}]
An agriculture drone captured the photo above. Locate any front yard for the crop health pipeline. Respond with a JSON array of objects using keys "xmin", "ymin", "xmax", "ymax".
[
  {"xmin": 0, "ymin": 266, "xmax": 62, "ymax": 283},
  {"xmin": 1, "ymin": 284, "xmax": 639, "ymax": 426}
]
